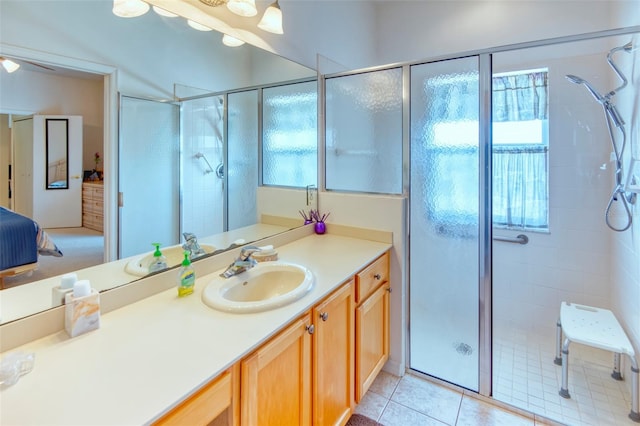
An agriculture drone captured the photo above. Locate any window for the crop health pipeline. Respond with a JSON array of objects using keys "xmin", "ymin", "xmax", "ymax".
[
  {"xmin": 492, "ymin": 69, "xmax": 549, "ymax": 231},
  {"xmin": 262, "ymin": 81, "xmax": 317, "ymax": 188},
  {"xmin": 416, "ymin": 67, "xmax": 549, "ymax": 237}
]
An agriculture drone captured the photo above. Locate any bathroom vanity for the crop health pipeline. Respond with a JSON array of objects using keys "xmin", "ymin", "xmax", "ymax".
[{"xmin": 0, "ymin": 227, "xmax": 392, "ymax": 425}]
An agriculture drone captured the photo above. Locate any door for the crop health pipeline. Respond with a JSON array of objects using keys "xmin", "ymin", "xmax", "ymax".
[
  {"xmin": 180, "ymin": 95, "xmax": 225, "ymax": 237},
  {"xmin": 12, "ymin": 115, "xmax": 82, "ymax": 227},
  {"xmin": 313, "ymin": 280, "xmax": 354, "ymax": 425},
  {"xmin": 11, "ymin": 117, "xmax": 33, "ymax": 217},
  {"xmin": 409, "ymin": 56, "xmax": 484, "ymax": 391},
  {"xmin": 119, "ymin": 96, "xmax": 180, "ymax": 258},
  {"xmin": 241, "ymin": 313, "xmax": 312, "ymax": 426}
]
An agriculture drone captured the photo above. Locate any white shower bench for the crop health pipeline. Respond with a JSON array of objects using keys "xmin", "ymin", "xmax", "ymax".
[{"xmin": 554, "ymin": 301, "xmax": 639, "ymax": 422}]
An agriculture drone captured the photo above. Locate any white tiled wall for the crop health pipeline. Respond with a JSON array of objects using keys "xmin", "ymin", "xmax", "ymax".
[
  {"xmin": 181, "ymin": 97, "xmax": 224, "ymax": 238},
  {"xmin": 493, "ymin": 49, "xmax": 616, "ymax": 340}
]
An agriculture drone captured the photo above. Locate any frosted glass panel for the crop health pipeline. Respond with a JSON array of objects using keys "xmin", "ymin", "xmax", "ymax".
[
  {"xmin": 180, "ymin": 95, "xmax": 225, "ymax": 237},
  {"xmin": 325, "ymin": 68, "xmax": 402, "ymax": 194},
  {"xmin": 263, "ymin": 81, "xmax": 317, "ymax": 187},
  {"xmin": 119, "ymin": 97, "xmax": 180, "ymax": 258},
  {"xmin": 228, "ymin": 90, "xmax": 258, "ymax": 230},
  {"xmin": 409, "ymin": 57, "xmax": 480, "ymax": 391}
]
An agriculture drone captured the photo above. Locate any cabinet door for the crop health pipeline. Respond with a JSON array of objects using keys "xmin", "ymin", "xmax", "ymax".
[
  {"xmin": 241, "ymin": 313, "xmax": 312, "ymax": 426},
  {"xmin": 313, "ymin": 280, "xmax": 354, "ymax": 426},
  {"xmin": 355, "ymin": 283, "xmax": 390, "ymax": 402},
  {"xmin": 154, "ymin": 365, "xmax": 238, "ymax": 426}
]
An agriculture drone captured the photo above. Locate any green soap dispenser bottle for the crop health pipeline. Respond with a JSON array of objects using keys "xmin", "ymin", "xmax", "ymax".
[
  {"xmin": 177, "ymin": 251, "xmax": 195, "ymax": 297},
  {"xmin": 148, "ymin": 243, "xmax": 168, "ymax": 273}
]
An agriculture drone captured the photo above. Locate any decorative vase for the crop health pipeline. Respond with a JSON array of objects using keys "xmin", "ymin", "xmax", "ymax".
[
  {"xmin": 304, "ymin": 219, "xmax": 313, "ymax": 225},
  {"xmin": 314, "ymin": 222, "xmax": 326, "ymax": 235}
]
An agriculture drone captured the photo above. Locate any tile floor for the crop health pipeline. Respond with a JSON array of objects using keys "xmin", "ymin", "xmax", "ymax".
[
  {"xmin": 355, "ymin": 370, "xmax": 551, "ymax": 426},
  {"xmin": 493, "ymin": 328, "xmax": 637, "ymax": 426}
]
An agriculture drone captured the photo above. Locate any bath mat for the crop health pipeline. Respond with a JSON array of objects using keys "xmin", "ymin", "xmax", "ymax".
[{"xmin": 346, "ymin": 413, "xmax": 384, "ymax": 426}]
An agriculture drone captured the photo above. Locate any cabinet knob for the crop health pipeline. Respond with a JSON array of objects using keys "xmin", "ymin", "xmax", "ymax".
[
  {"xmin": 374, "ymin": 274, "xmax": 381, "ymax": 280},
  {"xmin": 306, "ymin": 324, "xmax": 315, "ymax": 334},
  {"xmin": 386, "ymin": 287, "xmax": 392, "ymax": 293},
  {"xmin": 320, "ymin": 312, "xmax": 329, "ymax": 322}
]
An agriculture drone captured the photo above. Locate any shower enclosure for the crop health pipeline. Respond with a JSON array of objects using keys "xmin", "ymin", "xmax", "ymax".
[{"xmin": 406, "ymin": 29, "xmax": 639, "ymax": 426}]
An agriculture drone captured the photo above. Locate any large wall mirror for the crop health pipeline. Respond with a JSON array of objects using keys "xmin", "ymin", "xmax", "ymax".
[
  {"xmin": 45, "ymin": 118, "xmax": 69, "ymax": 190},
  {"xmin": 0, "ymin": 0, "xmax": 318, "ymax": 325}
]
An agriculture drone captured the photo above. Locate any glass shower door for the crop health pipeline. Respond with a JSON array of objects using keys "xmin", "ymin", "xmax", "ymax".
[
  {"xmin": 119, "ymin": 96, "xmax": 180, "ymax": 258},
  {"xmin": 409, "ymin": 57, "xmax": 481, "ymax": 390},
  {"xmin": 180, "ymin": 95, "xmax": 225, "ymax": 237}
]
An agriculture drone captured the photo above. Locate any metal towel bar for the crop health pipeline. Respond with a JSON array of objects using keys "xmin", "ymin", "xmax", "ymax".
[{"xmin": 493, "ymin": 234, "xmax": 529, "ymax": 245}]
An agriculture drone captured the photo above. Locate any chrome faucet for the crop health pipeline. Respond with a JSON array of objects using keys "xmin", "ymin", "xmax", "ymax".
[
  {"xmin": 182, "ymin": 232, "xmax": 206, "ymax": 259},
  {"xmin": 220, "ymin": 246, "xmax": 262, "ymax": 278}
]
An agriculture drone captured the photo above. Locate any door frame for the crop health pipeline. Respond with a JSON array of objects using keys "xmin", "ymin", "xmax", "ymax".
[{"xmin": 0, "ymin": 43, "xmax": 118, "ymax": 262}]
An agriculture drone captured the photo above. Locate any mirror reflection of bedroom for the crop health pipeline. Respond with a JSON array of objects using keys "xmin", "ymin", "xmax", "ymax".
[{"xmin": 0, "ymin": 64, "xmax": 105, "ymax": 289}]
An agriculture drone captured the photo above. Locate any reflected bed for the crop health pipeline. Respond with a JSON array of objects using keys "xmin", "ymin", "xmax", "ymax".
[{"xmin": 0, "ymin": 207, "xmax": 63, "ymax": 287}]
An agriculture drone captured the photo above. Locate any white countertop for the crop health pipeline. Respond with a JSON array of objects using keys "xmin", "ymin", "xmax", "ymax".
[{"xmin": 0, "ymin": 233, "xmax": 391, "ymax": 426}]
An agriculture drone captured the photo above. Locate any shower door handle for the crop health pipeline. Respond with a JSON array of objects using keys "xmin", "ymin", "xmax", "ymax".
[{"xmin": 493, "ymin": 234, "xmax": 529, "ymax": 245}]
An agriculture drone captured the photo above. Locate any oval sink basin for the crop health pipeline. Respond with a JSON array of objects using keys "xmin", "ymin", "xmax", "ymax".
[
  {"xmin": 202, "ymin": 262, "xmax": 314, "ymax": 313},
  {"xmin": 125, "ymin": 244, "xmax": 216, "ymax": 277}
]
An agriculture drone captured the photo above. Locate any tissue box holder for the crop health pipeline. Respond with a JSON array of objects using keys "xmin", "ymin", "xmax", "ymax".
[{"xmin": 65, "ymin": 289, "xmax": 101, "ymax": 337}]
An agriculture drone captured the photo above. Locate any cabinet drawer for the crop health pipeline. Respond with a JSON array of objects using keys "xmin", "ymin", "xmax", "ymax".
[
  {"xmin": 83, "ymin": 200, "xmax": 103, "ymax": 214},
  {"xmin": 355, "ymin": 252, "xmax": 389, "ymax": 304},
  {"xmin": 155, "ymin": 370, "xmax": 232, "ymax": 426}
]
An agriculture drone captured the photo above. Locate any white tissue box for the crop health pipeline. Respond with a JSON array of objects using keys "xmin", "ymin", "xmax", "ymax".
[
  {"xmin": 64, "ymin": 289, "xmax": 101, "ymax": 337},
  {"xmin": 52, "ymin": 286, "xmax": 74, "ymax": 307}
]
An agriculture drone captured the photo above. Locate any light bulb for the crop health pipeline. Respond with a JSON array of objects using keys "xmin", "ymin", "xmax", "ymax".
[
  {"xmin": 112, "ymin": 0, "xmax": 149, "ymax": 18},
  {"xmin": 222, "ymin": 34, "xmax": 245, "ymax": 47},
  {"xmin": 152, "ymin": 6, "xmax": 178, "ymax": 18},
  {"xmin": 187, "ymin": 20, "xmax": 213, "ymax": 31},
  {"xmin": 258, "ymin": 1, "xmax": 283, "ymax": 35},
  {"xmin": 1, "ymin": 58, "xmax": 20, "ymax": 73},
  {"xmin": 226, "ymin": 0, "xmax": 257, "ymax": 17}
]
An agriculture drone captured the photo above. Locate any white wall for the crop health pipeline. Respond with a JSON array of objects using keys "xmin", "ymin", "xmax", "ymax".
[
  {"xmin": 492, "ymin": 50, "xmax": 616, "ymax": 338},
  {"xmin": 0, "ymin": 70, "xmax": 103, "ymax": 172},
  {"xmin": 374, "ymin": 1, "xmax": 632, "ymax": 66},
  {"xmin": 320, "ymin": 192, "xmax": 406, "ymax": 376},
  {"xmin": 611, "ymin": 23, "xmax": 640, "ymax": 360}
]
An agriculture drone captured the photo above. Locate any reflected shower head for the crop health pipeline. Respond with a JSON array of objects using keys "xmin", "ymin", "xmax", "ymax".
[
  {"xmin": 606, "ymin": 41, "xmax": 633, "ymax": 97},
  {"xmin": 565, "ymin": 74, "xmax": 604, "ymax": 102}
]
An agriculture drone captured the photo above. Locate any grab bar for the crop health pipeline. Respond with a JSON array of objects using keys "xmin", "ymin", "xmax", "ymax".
[
  {"xmin": 195, "ymin": 152, "xmax": 213, "ymax": 174},
  {"xmin": 493, "ymin": 234, "xmax": 529, "ymax": 245}
]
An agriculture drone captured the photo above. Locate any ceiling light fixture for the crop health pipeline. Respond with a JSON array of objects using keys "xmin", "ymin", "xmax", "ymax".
[
  {"xmin": 187, "ymin": 20, "xmax": 213, "ymax": 31},
  {"xmin": 258, "ymin": 0, "xmax": 283, "ymax": 34},
  {"xmin": 222, "ymin": 34, "xmax": 245, "ymax": 47},
  {"xmin": 0, "ymin": 57, "xmax": 20, "ymax": 73},
  {"xmin": 152, "ymin": 6, "xmax": 178, "ymax": 18},
  {"xmin": 226, "ymin": 0, "xmax": 257, "ymax": 17},
  {"xmin": 112, "ymin": 0, "xmax": 149, "ymax": 18}
]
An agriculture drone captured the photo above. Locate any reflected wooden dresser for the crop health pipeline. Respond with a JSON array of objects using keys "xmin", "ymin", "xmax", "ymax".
[{"xmin": 82, "ymin": 181, "xmax": 104, "ymax": 233}]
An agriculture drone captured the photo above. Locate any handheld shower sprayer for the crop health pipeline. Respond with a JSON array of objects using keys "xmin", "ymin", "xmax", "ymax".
[{"xmin": 565, "ymin": 41, "xmax": 634, "ymax": 231}]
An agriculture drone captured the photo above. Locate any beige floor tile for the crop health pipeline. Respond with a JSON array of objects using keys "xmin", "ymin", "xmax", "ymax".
[
  {"xmin": 355, "ymin": 390, "xmax": 389, "ymax": 421},
  {"xmin": 391, "ymin": 374, "xmax": 462, "ymax": 425},
  {"xmin": 378, "ymin": 401, "xmax": 447, "ymax": 426},
  {"xmin": 455, "ymin": 396, "xmax": 534, "ymax": 426},
  {"xmin": 369, "ymin": 371, "xmax": 402, "ymax": 399}
]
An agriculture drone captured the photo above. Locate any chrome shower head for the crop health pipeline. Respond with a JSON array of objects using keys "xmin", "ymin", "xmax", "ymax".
[
  {"xmin": 606, "ymin": 41, "xmax": 633, "ymax": 97},
  {"xmin": 565, "ymin": 74, "xmax": 604, "ymax": 102}
]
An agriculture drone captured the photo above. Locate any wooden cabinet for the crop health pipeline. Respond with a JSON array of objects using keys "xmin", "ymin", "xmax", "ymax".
[
  {"xmin": 154, "ymin": 365, "xmax": 239, "ymax": 426},
  {"xmin": 355, "ymin": 253, "xmax": 390, "ymax": 403},
  {"xmin": 313, "ymin": 280, "xmax": 354, "ymax": 426},
  {"xmin": 158, "ymin": 250, "xmax": 390, "ymax": 426},
  {"xmin": 82, "ymin": 182, "xmax": 103, "ymax": 233},
  {"xmin": 241, "ymin": 313, "xmax": 312, "ymax": 426}
]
